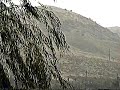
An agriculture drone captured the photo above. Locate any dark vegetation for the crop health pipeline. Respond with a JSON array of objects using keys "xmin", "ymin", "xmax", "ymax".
[{"xmin": 0, "ymin": 0, "xmax": 71, "ymax": 89}]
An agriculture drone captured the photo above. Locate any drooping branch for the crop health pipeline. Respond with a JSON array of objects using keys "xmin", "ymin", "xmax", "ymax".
[{"xmin": 0, "ymin": 0, "xmax": 70, "ymax": 89}]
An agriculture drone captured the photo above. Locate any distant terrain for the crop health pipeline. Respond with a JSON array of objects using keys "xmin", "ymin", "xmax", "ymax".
[
  {"xmin": 46, "ymin": 6, "xmax": 120, "ymax": 89},
  {"xmin": 108, "ymin": 26, "xmax": 120, "ymax": 37}
]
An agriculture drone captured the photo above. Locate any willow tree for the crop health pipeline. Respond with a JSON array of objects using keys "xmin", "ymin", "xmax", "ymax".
[{"xmin": 0, "ymin": 0, "xmax": 70, "ymax": 89}]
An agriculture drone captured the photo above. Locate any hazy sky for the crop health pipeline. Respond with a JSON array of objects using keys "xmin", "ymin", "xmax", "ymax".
[{"xmin": 13, "ymin": 0, "xmax": 120, "ymax": 27}]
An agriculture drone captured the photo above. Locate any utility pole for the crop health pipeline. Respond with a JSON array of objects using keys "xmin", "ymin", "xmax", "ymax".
[
  {"xmin": 109, "ymin": 48, "xmax": 111, "ymax": 61},
  {"xmin": 116, "ymin": 73, "xmax": 119, "ymax": 88},
  {"xmin": 85, "ymin": 70, "xmax": 88, "ymax": 90}
]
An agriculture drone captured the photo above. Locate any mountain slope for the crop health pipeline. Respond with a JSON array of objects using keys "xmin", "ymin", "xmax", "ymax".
[
  {"xmin": 45, "ymin": 6, "xmax": 120, "ymax": 89},
  {"xmin": 48, "ymin": 6, "xmax": 120, "ymax": 59}
]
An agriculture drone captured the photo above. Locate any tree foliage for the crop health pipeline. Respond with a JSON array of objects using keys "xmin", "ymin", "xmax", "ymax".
[{"xmin": 0, "ymin": 0, "xmax": 70, "ymax": 89}]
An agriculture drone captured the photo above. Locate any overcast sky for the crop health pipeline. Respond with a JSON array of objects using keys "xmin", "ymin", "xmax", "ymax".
[{"xmin": 13, "ymin": 0, "xmax": 120, "ymax": 27}]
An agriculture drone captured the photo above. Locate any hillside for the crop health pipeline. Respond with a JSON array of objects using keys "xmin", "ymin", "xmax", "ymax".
[
  {"xmin": 47, "ymin": 6, "xmax": 120, "ymax": 60},
  {"xmin": 46, "ymin": 6, "xmax": 120, "ymax": 89}
]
